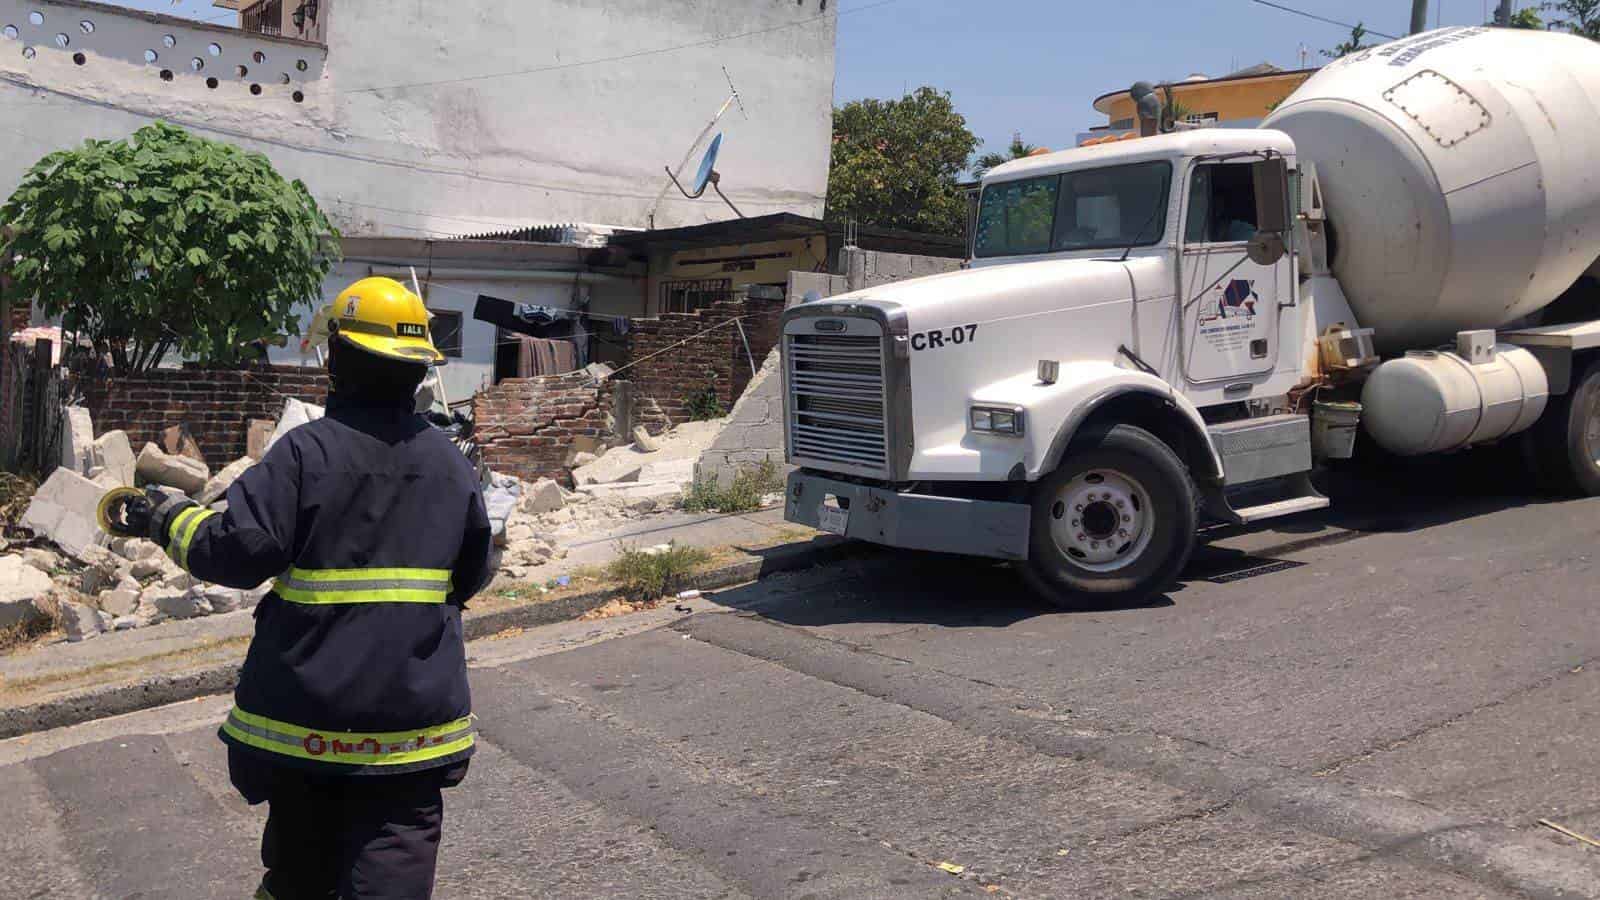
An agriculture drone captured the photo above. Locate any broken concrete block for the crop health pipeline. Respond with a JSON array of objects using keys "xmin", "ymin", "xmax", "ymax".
[
  {"xmin": 97, "ymin": 588, "xmax": 140, "ymax": 617},
  {"xmin": 110, "ymin": 537, "xmax": 161, "ymax": 562},
  {"xmin": 521, "ymin": 478, "xmax": 564, "ymax": 516},
  {"xmin": 136, "ymin": 443, "xmax": 210, "ymax": 496},
  {"xmin": 77, "ymin": 545, "xmax": 122, "ymax": 595},
  {"xmin": 60, "ymin": 406, "xmax": 95, "ymax": 474},
  {"xmin": 92, "ymin": 430, "xmax": 137, "ymax": 488},
  {"xmin": 112, "ymin": 616, "xmax": 140, "ymax": 631},
  {"xmin": 563, "ymin": 436, "xmax": 605, "ymax": 467},
  {"xmin": 198, "ymin": 457, "xmax": 254, "ymax": 505},
  {"xmin": 61, "ymin": 601, "xmax": 102, "ymax": 641},
  {"xmin": 20, "ymin": 468, "xmax": 109, "ymax": 560},
  {"xmin": 196, "ymin": 585, "xmax": 245, "ymax": 614},
  {"xmin": 633, "ymin": 425, "xmax": 661, "ymax": 453},
  {"xmin": 162, "ymin": 425, "xmax": 205, "ymax": 463},
  {"xmin": 570, "ymin": 451, "xmax": 599, "ymax": 470},
  {"xmin": 265, "ymin": 399, "xmax": 324, "ymax": 455},
  {"xmin": 149, "ymin": 588, "xmax": 207, "ymax": 619},
  {"xmin": 21, "ymin": 547, "xmax": 62, "ymax": 575},
  {"xmin": 130, "ymin": 557, "xmax": 165, "ymax": 579},
  {"xmin": 242, "ymin": 584, "xmax": 271, "ymax": 609},
  {"xmin": 573, "ymin": 447, "xmax": 647, "ymax": 486},
  {"xmin": 0, "ymin": 555, "xmax": 57, "ymax": 630},
  {"xmin": 637, "ymin": 457, "xmax": 697, "ymax": 487},
  {"xmin": 247, "ymin": 419, "xmax": 276, "ymax": 460},
  {"xmin": 116, "ymin": 573, "xmax": 142, "ymax": 593},
  {"xmin": 162, "ymin": 570, "xmax": 195, "ymax": 592},
  {"xmin": 94, "ymin": 608, "xmax": 115, "ymax": 632}
]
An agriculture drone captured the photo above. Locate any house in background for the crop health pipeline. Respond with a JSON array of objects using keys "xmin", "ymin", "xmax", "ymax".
[
  {"xmin": 212, "ymin": 0, "xmax": 328, "ymax": 43},
  {"xmin": 1078, "ymin": 63, "xmax": 1316, "ymax": 145}
]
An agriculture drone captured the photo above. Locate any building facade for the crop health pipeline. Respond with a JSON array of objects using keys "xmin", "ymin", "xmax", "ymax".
[
  {"xmin": 0, "ymin": 0, "xmax": 837, "ymax": 235},
  {"xmin": 1080, "ymin": 64, "xmax": 1316, "ymax": 145}
]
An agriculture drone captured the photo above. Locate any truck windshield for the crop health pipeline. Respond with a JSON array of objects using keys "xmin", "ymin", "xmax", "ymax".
[{"xmin": 973, "ymin": 161, "xmax": 1172, "ymax": 258}]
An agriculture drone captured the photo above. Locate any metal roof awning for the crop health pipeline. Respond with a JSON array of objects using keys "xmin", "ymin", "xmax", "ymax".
[{"xmin": 607, "ymin": 213, "xmax": 966, "ymax": 258}]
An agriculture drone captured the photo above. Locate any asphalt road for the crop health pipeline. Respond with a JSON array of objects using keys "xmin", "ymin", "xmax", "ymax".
[{"xmin": 3, "ymin": 451, "xmax": 1600, "ymax": 899}]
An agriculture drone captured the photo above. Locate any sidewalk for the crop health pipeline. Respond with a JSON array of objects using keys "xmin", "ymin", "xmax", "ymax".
[{"xmin": 0, "ymin": 503, "xmax": 850, "ymax": 739}]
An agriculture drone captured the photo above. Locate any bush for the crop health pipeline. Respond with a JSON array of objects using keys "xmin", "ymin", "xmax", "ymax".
[
  {"xmin": 605, "ymin": 542, "xmax": 711, "ymax": 602},
  {"xmin": 684, "ymin": 385, "xmax": 725, "ymax": 422},
  {"xmin": 681, "ymin": 461, "xmax": 783, "ymax": 514}
]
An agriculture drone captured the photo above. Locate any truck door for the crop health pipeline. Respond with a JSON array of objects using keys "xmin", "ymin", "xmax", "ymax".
[{"xmin": 1179, "ymin": 161, "xmax": 1286, "ymax": 385}]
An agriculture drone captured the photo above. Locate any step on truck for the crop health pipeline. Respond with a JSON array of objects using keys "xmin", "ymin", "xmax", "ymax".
[{"xmin": 781, "ymin": 26, "xmax": 1600, "ymax": 606}]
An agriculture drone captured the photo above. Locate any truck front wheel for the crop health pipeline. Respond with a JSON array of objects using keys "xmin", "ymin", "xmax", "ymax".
[
  {"xmin": 1528, "ymin": 359, "xmax": 1600, "ymax": 495},
  {"xmin": 1022, "ymin": 424, "xmax": 1198, "ymax": 608}
]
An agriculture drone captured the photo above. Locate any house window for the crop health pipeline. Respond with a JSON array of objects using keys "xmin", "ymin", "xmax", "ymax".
[
  {"xmin": 429, "ymin": 309, "xmax": 463, "ymax": 358},
  {"xmin": 242, "ymin": 0, "xmax": 283, "ymax": 35},
  {"xmin": 660, "ymin": 278, "xmax": 733, "ymax": 314}
]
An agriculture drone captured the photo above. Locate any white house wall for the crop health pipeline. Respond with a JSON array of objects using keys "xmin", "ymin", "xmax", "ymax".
[{"xmin": 0, "ymin": 0, "xmax": 837, "ymax": 237}]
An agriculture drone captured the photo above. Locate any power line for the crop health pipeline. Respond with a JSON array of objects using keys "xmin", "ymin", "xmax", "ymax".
[
  {"xmin": 336, "ymin": 0, "xmax": 902, "ymax": 96},
  {"xmin": 1248, "ymin": 0, "xmax": 1400, "ymax": 40}
]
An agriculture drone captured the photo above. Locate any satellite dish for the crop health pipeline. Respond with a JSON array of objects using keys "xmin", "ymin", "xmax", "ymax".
[
  {"xmin": 666, "ymin": 131, "xmax": 744, "ymax": 218},
  {"xmin": 691, "ymin": 133, "xmax": 723, "ymax": 196}
]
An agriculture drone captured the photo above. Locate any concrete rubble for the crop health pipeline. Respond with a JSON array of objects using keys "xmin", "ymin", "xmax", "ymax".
[
  {"xmin": 2, "ymin": 400, "xmax": 307, "ymax": 641},
  {"xmin": 136, "ymin": 444, "xmax": 210, "ymax": 496}
]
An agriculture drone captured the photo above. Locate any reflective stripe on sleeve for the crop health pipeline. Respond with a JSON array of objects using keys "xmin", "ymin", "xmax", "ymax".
[
  {"xmin": 166, "ymin": 507, "xmax": 218, "ymax": 571},
  {"xmin": 272, "ymin": 566, "xmax": 453, "ymax": 605},
  {"xmin": 222, "ymin": 706, "xmax": 474, "ymax": 766}
]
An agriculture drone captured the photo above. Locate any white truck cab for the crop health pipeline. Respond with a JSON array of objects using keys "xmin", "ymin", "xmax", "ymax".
[{"xmin": 783, "ymin": 27, "xmax": 1600, "ymax": 605}]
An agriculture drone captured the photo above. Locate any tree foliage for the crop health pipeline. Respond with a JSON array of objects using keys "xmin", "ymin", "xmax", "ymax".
[
  {"xmin": 826, "ymin": 87, "xmax": 979, "ymax": 237},
  {"xmin": 973, "ymin": 131, "xmax": 1039, "ymax": 180},
  {"xmin": 0, "ymin": 123, "xmax": 339, "ymax": 373},
  {"xmin": 1544, "ymin": 0, "xmax": 1600, "ymax": 37},
  {"xmin": 1508, "ymin": 7, "xmax": 1546, "ymax": 27},
  {"xmin": 1322, "ymin": 23, "xmax": 1372, "ymax": 58}
]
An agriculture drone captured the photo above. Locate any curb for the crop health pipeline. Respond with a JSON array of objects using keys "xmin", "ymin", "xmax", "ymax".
[{"xmin": 0, "ymin": 535, "xmax": 868, "ymax": 741}]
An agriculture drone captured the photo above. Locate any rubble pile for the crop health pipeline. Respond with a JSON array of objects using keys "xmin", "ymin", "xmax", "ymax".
[{"xmin": 3, "ymin": 404, "xmax": 275, "ymax": 643}]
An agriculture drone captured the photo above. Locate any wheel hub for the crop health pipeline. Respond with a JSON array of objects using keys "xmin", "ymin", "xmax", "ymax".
[
  {"xmin": 1047, "ymin": 469, "xmax": 1154, "ymax": 572},
  {"xmin": 1586, "ymin": 389, "xmax": 1600, "ymax": 468}
]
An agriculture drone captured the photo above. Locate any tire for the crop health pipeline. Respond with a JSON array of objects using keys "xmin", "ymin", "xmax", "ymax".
[
  {"xmin": 1021, "ymin": 424, "xmax": 1198, "ymax": 609},
  {"xmin": 1526, "ymin": 358, "xmax": 1600, "ymax": 496}
]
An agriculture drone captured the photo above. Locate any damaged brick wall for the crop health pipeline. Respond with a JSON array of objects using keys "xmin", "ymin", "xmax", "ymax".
[
  {"xmin": 79, "ymin": 365, "xmax": 328, "ymax": 470},
  {"xmin": 624, "ymin": 298, "xmax": 783, "ymax": 432},
  {"xmin": 473, "ymin": 372, "xmax": 615, "ymax": 486}
]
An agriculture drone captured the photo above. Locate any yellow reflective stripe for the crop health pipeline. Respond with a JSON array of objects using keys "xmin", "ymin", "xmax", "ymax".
[
  {"xmin": 222, "ymin": 706, "xmax": 474, "ymax": 767},
  {"xmin": 166, "ymin": 508, "xmax": 217, "ymax": 571},
  {"xmin": 273, "ymin": 566, "xmax": 453, "ymax": 606},
  {"xmin": 286, "ymin": 567, "xmax": 452, "ymax": 583}
]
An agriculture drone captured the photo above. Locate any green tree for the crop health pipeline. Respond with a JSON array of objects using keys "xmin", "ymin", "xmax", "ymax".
[
  {"xmin": 1544, "ymin": 0, "xmax": 1600, "ymax": 37},
  {"xmin": 1322, "ymin": 22, "xmax": 1371, "ymax": 58},
  {"xmin": 972, "ymin": 131, "xmax": 1039, "ymax": 179},
  {"xmin": 0, "ymin": 122, "xmax": 338, "ymax": 373},
  {"xmin": 826, "ymin": 87, "xmax": 980, "ymax": 237},
  {"xmin": 1509, "ymin": 7, "xmax": 1546, "ymax": 27}
]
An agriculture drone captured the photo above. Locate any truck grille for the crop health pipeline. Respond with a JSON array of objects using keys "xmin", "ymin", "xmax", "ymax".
[{"xmin": 786, "ymin": 332, "xmax": 890, "ymax": 476}]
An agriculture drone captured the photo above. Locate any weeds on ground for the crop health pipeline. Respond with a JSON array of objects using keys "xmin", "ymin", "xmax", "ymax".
[
  {"xmin": 0, "ymin": 590, "xmax": 62, "ymax": 655},
  {"xmin": 0, "ymin": 471, "xmax": 39, "ymax": 528},
  {"xmin": 681, "ymin": 460, "xmax": 783, "ymax": 514},
  {"xmin": 605, "ymin": 542, "xmax": 710, "ymax": 602}
]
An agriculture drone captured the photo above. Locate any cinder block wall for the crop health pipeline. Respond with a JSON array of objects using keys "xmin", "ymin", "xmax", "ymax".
[{"xmin": 78, "ymin": 366, "xmax": 328, "ymax": 469}]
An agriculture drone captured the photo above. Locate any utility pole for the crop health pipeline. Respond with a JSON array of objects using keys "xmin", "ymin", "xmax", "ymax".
[
  {"xmin": 1411, "ymin": 0, "xmax": 1429, "ymax": 34},
  {"xmin": 1495, "ymin": 0, "xmax": 1513, "ymax": 25}
]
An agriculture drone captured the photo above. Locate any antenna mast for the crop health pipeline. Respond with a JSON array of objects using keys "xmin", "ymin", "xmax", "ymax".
[{"xmin": 648, "ymin": 68, "xmax": 747, "ymax": 228}]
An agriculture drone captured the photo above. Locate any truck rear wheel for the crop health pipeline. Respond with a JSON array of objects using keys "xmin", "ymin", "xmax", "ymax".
[
  {"xmin": 1527, "ymin": 359, "xmax": 1600, "ymax": 495},
  {"xmin": 1022, "ymin": 424, "xmax": 1198, "ymax": 608}
]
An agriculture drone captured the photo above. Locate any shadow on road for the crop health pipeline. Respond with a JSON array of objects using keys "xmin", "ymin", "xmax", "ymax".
[{"xmin": 712, "ymin": 441, "xmax": 1583, "ymax": 631}]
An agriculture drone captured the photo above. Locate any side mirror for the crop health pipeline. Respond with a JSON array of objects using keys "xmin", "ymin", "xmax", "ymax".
[
  {"xmin": 1247, "ymin": 231, "xmax": 1287, "ymax": 266},
  {"xmin": 1252, "ymin": 158, "xmax": 1289, "ymax": 234}
]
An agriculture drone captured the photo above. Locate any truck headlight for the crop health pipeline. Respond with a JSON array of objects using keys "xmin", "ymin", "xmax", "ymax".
[{"xmin": 970, "ymin": 406, "xmax": 1024, "ymax": 436}]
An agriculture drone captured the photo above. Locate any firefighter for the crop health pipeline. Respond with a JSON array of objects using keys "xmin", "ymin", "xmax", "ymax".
[{"xmin": 125, "ymin": 277, "xmax": 493, "ymax": 899}]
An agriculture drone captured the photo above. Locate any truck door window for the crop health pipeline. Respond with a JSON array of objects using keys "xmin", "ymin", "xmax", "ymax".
[
  {"xmin": 1185, "ymin": 164, "xmax": 1258, "ymax": 244},
  {"xmin": 973, "ymin": 176, "xmax": 1059, "ymax": 256}
]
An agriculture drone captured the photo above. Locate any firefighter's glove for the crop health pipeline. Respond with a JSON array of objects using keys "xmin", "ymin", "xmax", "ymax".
[{"xmin": 147, "ymin": 492, "xmax": 198, "ymax": 548}]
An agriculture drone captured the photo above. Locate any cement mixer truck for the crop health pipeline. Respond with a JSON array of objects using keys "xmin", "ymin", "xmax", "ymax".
[{"xmin": 781, "ymin": 26, "xmax": 1600, "ymax": 606}]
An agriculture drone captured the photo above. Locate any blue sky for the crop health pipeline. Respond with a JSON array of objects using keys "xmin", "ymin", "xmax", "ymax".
[{"xmin": 121, "ymin": 0, "xmax": 1528, "ymax": 159}]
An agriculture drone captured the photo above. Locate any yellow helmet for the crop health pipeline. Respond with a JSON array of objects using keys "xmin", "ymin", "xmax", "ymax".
[{"xmin": 313, "ymin": 277, "xmax": 445, "ymax": 365}]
